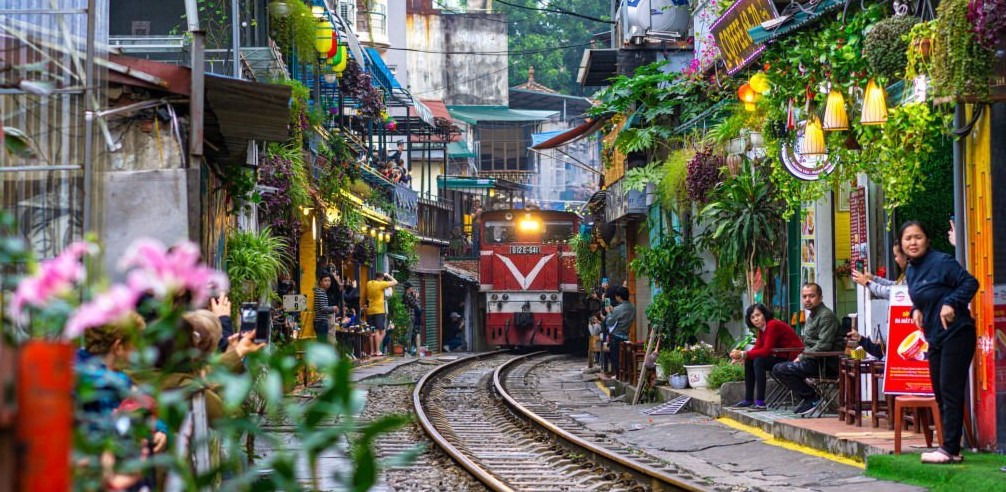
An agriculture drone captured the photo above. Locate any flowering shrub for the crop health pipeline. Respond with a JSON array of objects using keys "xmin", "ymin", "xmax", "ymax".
[
  {"xmin": 9, "ymin": 238, "xmax": 227, "ymax": 342},
  {"xmin": 967, "ymin": 0, "xmax": 1006, "ymax": 49},
  {"xmin": 685, "ymin": 149, "xmax": 723, "ymax": 204},
  {"xmin": 679, "ymin": 342, "xmax": 719, "ymax": 366}
]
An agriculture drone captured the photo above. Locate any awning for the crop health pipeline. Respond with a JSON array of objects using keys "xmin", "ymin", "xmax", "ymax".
[
  {"xmin": 438, "ymin": 176, "xmax": 496, "ymax": 190},
  {"xmin": 447, "ymin": 106, "xmax": 558, "ymax": 125},
  {"xmin": 444, "ymin": 262, "xmax": 479, "ymax": 285},
  {"xmin": 387, "ymin": 252, "xmax": 409, "ymax": 262},
  {"xmin": 366, "ymin": 47, "xmax": 401, "ymax": 91},
  {"xmin": 748, "ymin": 0, "xmax": 844, "ymax": 45},
  {"xmin": 106, "ymin": 54, "xmax": 291, "ymax": 163},
  {"xmin": 531, "ymin": 114, "xmax": 613, "ymax": 150},
  {"xmin": 577, "ymin": 48, "xmax": 618, "ymax": 87},
  {"xmin": 447, "ymin": 141, "xmax": 477, "ymax": 158}
]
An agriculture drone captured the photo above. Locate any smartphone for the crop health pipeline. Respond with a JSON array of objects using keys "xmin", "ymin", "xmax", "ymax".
[
  {"xmin": 604, "ymin": 298, "xmax": 611, "ymax": 308},
  {"xmin": 240, "ymin": 303, "xmax": 257, "ymax": 333},
  {"xmin": 254, "ymin": 305, "xmax": 272, "ymax": 344},
  {"xmin": 855, "ymin": 259, "xmax": 864, "ymax": 271}
]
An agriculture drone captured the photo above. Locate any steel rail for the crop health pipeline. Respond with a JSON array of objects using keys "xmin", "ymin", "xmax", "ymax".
[
  {"xmin": 493, "ymin": 352, "xmax": 711, "ymax": 492},
  {"xmin": 412, "ymin": 350, "xmax": 515, "ymax": 492}
]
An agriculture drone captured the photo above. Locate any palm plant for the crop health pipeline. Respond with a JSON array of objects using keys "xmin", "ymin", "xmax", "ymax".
[
  {"xmin": 225, "ymin": 227, "xmax": 292, "ymax": 306},
  {"xmin": 700, "ymin": 162, "xmax": 786, "ymax": 304}
]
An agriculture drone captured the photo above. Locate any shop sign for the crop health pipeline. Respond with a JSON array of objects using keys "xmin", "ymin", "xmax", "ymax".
[
  {"xmin": 393, "ymin": 185, "xmax": 418, "ymax": 229},
  {"xmin": 780, "ymin": 126, "xmax": 836, "ymax": 180},
  {"xmin": 710, "ymin": 0, "xmax": 778, "ymax": 74},
  {"xmin": 604, "ymin": 179, "xmax": 646, "ymax": 223},
  {"xmin": 883, "ymin": 286, "xmax": 933, "ymax": 395}
]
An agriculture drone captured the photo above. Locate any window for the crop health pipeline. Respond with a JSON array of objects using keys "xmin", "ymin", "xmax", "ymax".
[
  {"xmin": 542, "ymin": 222, "xmax": 574, "ymax": 244},
  {"xmin": 357, "ymin": 1, "xmax": 386, "ymax": 35},
  {"xmin": 484, "ymin": 221, "xmax": 516, "ymax": 244},
  {"xmin": 478, "ymin": 125, "xmax": 531, "ymax": 172}
]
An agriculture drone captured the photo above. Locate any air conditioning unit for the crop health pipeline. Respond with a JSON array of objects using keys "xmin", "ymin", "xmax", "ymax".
[
  {"xmin": 338, "ymin": 1, "xmax": 357, "ymax": 30},
  {"xmin": 617, "ymin": 0, "xmax": 691, "ymax": 46}
]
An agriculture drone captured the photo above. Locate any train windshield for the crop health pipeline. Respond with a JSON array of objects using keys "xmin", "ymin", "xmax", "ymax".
[{"xmin": 484, "ymin": 220, "xmax": 575, "ymax": 244}]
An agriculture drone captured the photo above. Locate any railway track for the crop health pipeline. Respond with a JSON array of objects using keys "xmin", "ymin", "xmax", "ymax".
[{"xmin": 413, "ymin": 351, "xmax": 711, "ymax": 492}]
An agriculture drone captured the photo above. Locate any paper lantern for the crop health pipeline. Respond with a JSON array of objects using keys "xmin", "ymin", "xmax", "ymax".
[
  {"xmin": 799, "ymin": 116, "xmax": 827, "ymax": 156},
  {"xmin": 738, "ymin": 83, "xmax": 758, "ymax": 104},
  {"xmin": 331, "ymin": 45, "xmax": 348, "ymax": 74},
  {"xmin": 315, "ymin": 20, "xmax": 333, "ymax": 57},
  {"xmin": 822, "ymin": 90, "xmax": 849, "ymax": 131},
  {"xmin": 749, "ymin": 72, "xmax": 770, "ymax": 94},
  {"xmin": 326, "ymin": 30, "xmax": 340, "ymax": 59},
  {"xmin": 860, "ymin": 78, "xmax": 888, "ymax": 126}
]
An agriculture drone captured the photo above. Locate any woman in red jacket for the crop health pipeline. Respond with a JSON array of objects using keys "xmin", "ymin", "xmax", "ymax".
[{"xmin": 730, "ymin": 303, "xmax": 804, "ymax": 410}]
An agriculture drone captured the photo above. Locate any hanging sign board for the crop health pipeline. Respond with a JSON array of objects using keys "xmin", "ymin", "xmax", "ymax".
[
  {"xmin": 883, "ymin": 286, "xmax": 933, "ymax": 395},
  {"xmin": 710, "ymin": 0, "xmax": 779, "ymax": 74},
  {"xmin": 849, "ymin": 186, "xmax": 868, "ymax": 271}
]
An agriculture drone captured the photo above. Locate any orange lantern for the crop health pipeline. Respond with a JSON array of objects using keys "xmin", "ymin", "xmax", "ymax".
[{"xmin": 738, "ymin": 83, "xmax": 758, "ymax": 104}]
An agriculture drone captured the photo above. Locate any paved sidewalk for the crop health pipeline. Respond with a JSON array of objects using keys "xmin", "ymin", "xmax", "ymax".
[{"xmin": 542, "ymin": 361, "xmax": 923, "ymax": 491}]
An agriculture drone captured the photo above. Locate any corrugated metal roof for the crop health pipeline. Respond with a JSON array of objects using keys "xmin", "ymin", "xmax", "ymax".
[
  {"xmin": 447, "ymin": 141, "xmax": 476, "ymax": 158},
  {"xmin": 446, "ymin": 106, "xmax": 558, "ymax": 124}
]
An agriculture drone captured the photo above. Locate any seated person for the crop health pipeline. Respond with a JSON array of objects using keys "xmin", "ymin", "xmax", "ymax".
[
  {"xmin": 443, "ymin": 312, "xmax": 466, "ymax": 352},
  {"xmin": 771, "ymin": 283, "xmax": 843, "ymax": 416},
  {"xmin": 730, "ymin": 303, "xmax": 804, "ymax": 410}
]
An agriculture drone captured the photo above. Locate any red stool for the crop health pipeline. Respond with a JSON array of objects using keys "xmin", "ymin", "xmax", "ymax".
[{"xmin": 893, "ymin": 395, "xmax": 943, "ymax": 454}]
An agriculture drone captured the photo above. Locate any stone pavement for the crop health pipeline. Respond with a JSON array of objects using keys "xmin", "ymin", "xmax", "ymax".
[{"xmin": 537, "ymin": 360, "xmax": 924, "ymax": 492}]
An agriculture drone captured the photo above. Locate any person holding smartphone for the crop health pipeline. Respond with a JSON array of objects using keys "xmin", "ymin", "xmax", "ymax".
[{"xmin": 365, "ymin": 272, "xmax": 398, "ymax": 355}]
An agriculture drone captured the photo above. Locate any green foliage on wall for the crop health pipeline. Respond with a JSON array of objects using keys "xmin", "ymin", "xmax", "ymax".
[{"xmin": 894, "ymin": 136, "xmax": 954, "ymax": 254}]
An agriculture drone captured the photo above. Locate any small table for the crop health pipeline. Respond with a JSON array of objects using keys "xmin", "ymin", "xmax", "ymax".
[{"xmin": 838, "ymin": 358, "xmax": 873, "ymax": 426}]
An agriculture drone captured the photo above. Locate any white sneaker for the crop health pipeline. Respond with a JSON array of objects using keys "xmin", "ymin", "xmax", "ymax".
[{"xmin": 443, "ymin": 345, "xmax": 451, "ymax": 352}]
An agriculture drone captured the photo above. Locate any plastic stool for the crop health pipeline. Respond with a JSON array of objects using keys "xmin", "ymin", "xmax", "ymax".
[{"xmin": 893, "ymin": 395, "xmax": 943, "ymax": 454}]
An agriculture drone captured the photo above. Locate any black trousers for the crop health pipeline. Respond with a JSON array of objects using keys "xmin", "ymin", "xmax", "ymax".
[
  {"xmin": 609, "ymin": 335, "xmax": 624, "ymax": 375},
  {"xmin": 771, "ymin": 358, "xmax": 822, "ymax": 400},
  {"xmin": 745, "ymin": 356, "xmax": 787, "ymax": 402},
  {"xmin": 928, "ymin": 327, "xmax": 976, "ymax": 456}
]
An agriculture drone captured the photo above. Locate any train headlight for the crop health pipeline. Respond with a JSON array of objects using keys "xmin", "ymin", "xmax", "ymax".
[
  {"xmin": 502, "ymin": 294, "xmax": 509, "ymax": 301},
  {"xmin": 539, "ymin": 294, "xmax": 547, "ymax": 301},
  {"xmin": 491, "ymin": 294, "xmax": 499, "ymax": 301},
  {"xmin": 550, "ymin": 294, "xmax": 558, "ymax": 301},
  {"xmin": 497, "ymin": 302, "xmax": 503, "ymax": 311}
]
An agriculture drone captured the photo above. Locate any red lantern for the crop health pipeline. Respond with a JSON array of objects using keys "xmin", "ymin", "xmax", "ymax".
[
  {"xmin": 386, "ymin": 120, "xmax": 397, "ymax": 131},
  {"xmin": 327, "ymin": 31, "xmax": 340, "ymax": 59},
  {"xmin": 738, "ymin": 83, "xmax": 757, "ymax": 104}
]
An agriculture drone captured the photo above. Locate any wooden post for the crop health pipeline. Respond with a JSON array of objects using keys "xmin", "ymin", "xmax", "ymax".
[{"xmin": 632, "ymin": 328, "xmax": 658, "ymax": 405}]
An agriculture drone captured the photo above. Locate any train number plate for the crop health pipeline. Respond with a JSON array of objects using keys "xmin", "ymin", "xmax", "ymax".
[{"xmin": 509, "ymin": 246, "xmax": 540, "ymax": 254}]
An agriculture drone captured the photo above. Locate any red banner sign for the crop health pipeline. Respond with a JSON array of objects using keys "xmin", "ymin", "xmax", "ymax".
[{"xmin": 883, "ymin": 286, "xmax": 933, "ymax": 395}]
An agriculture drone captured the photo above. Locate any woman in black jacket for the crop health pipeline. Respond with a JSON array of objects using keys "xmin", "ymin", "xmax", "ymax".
[{"xmin": 901, "ymin": 221, "xmax": 979, "ymax": 464}]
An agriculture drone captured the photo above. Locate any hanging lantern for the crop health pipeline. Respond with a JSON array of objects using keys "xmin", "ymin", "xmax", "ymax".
[
  {"xmin": 331, "ymin": 45, "xmax": 348, "ymax": 74},
  {"xmin": 799, "ymin": 116, "xmax": 827, "ymax": 156},
  {"xmin": 327, "ymin": 31, "xmax": 340, "ymax": 59},
  {"xmin": 386, "ymin": 120, "xmax": 398, "ymax": 131},
  {"xmin": 315, "ymin": 23, "xmax": 333, "ymax": 58},
  {"xmin": 785, "ymin": 98, "xmax": 796, "ymax": 131},
  {"xmin": 738, "ymin": 83, "xmax": 758, "ymax": 104},
  {"xmin": 860, "ymin": 78, "xmax": 888, "ymax": 126},
  {"xmin": 743, "ymin": 102, "xmax": 757, "ymax": 112},
  {"xmin": 822, "ymin": 90, "xmax": 849, "ymax": 131},
  {"xmin": 749, "ymin": 72, "xmax": 770, "ymax": 94}
]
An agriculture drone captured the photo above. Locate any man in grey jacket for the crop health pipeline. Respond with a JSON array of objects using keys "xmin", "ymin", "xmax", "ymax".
[
  {"xmin": 604, "ymin": 286, "xmax": 634, "ymax": 377},
  {"xmin": 771, "ymin": 283, "xmax": 842, "ymax": 415}
]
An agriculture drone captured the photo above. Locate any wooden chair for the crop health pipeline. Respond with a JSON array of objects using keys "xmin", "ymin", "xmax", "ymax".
[
  {"xmin": 839, "ymin": 358, "xmax": 873, "ymax": 426},
  {"xmin": 893, "ymin": 395, "xmax": 942, "ymax": 454},
  {"xmin": 869, "ymin": 360, "xmax": 894, "ymax": 429}
]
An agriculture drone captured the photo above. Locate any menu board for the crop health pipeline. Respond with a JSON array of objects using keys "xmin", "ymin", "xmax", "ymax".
[
  {"xmin": 801, "ymin": 206, "xmax": 816, "ymax": 284},
  {"xmin": 849, "ymin": 186, "xmax": 868, "ymax": 270}
]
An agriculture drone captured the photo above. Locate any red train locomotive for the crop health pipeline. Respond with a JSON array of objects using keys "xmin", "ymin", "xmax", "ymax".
[{"xmin": 479, "ymin": 209, "xmax": 585, "ymax": 347}]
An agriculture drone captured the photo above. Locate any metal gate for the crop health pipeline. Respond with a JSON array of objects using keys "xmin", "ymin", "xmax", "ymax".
[{"xmin": 421, "ymin": 273, "xmax": 440, "ymax": 351}]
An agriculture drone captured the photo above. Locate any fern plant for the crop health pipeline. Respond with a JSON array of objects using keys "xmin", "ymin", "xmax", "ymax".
[{"xmin": 225, "ymin": 227, "xmax": 291, "ymax": 307}]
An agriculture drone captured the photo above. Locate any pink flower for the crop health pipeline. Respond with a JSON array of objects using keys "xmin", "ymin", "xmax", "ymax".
[
  {"xmin": 119, "ymin": 238, "xmax": 228, "ymax": 307},
  {"xmin": 63, "ymin": 285, "xmax": 141, "ymax": 339},
  {"xmin": 11, "ymin": 241, "xmax": 95, "ymax": 322}
]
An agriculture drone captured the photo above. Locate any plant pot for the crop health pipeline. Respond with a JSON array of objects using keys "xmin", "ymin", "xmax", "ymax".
[
  {"xmin": 684, "ymin": 364, "xmax": 715, "ymax": 389},
  {"xmin": 16, "ymin": 340, "xmax": 74, "ymax": 492},
  {"xmin": 393, "ymin": 344, "xmax": 404, "ymax": 356},
  {"xmin": 669, "ymin": 373, "xmax": 689, "ymax": 389},
  {"xmin": 645, "ymin": 183, "xmax": 657, "ymax": 206},
  {"xmin": 268, "ymin": 0, "xmax": 291, "ymax": 18}
]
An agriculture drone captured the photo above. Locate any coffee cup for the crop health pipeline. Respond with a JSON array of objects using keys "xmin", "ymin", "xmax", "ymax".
[{"xmin": 897, "ymin": 330, "xmax": 929, "ymax": 361}]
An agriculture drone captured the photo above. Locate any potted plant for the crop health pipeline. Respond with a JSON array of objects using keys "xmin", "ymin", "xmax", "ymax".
[
  {"xmin": 681, "ymin": 342, "xmax": 719, "ymax": 389},
  {"xmin": 225, "ymin": 227, "xmax": 291, "ymax": 308},
  {"xmin": 387, "ymin": 294, "xmax": 414, "ymax": 357},
  {"xmin": 862, "ymin": 14, "xmax": 917, "ymax": 81},
  {"xmin": 656, "ymin": 349, "xmax": 687, "ymax": 388}
]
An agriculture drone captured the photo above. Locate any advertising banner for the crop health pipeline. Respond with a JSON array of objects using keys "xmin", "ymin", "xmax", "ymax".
[{"xmin": 883, "ymin": 286, "xmax": 933, "ymax": 395}]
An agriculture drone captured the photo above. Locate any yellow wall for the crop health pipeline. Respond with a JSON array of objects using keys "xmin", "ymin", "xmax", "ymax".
[
  {"xmin": 834, "ymin": 208, "xmax": 850, "ymax": 261},
  {"xmin": 299, "ymin": 213, "xmax": 317, "ymax": 339}
]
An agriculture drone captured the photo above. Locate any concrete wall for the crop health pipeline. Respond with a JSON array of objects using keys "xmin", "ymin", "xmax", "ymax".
[
  {"xmin": 406, "ymin": 10, "xmax": 507, "ymax": 105},
  {"xmin": 385, "ymin": 0, "xmax": 408, "ymax": 85}
]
